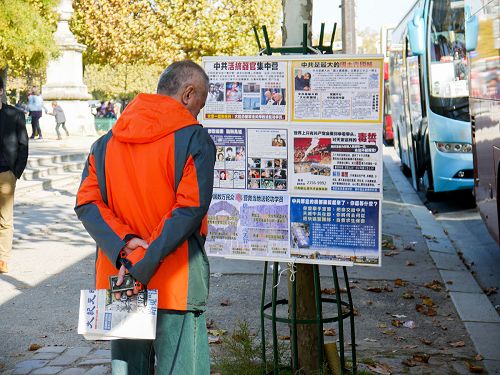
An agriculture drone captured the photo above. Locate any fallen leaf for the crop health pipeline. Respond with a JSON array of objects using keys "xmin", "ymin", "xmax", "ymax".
[
  {"xmin": 206, "ymin": 319, "xmax": 215, "ymax": 329},
  {"xmin": 406, "ymin": 261, "xmax": 415, "ymax": 266},
  {"xmin": 367, "ymin": 362, "xmax": 392, "ymax": 375},
  {"xmin": 425, "ymin": 280, "xmax": 443, "ymax": 291},
  {"xmin": 384, "ymin": 251, "xmax": 400, "ymax": 257},
  {"xmin": 364, "ymin": 338, "xmax": 378, "ymax": 342},
  {"xmin": 383, "ymin": 284, "xmax": 393, "ymax": 292},
  {"xmin": 466, "ymin": 362, "xmax": 484, "ymax": 373},
  {"xmin": 207, "ymin": 329, "xmax": 227, "ymax": 337},
  {"xmin": 402, "ymin": 358, "xmax": 418, "ymax": 367},
  {"xmin": 367, "ymin": 300, "xmax": 373, "ymax": 305},
  {"xmin": 278, "ymin": 335, "xmax": 290, "ymax": 341},
  {"xmin": 323, "ymin": 328, "xmax": 336, "ymax": 336},
  {"xmin": 483, "ymin": 287, "xmax": 498, "ymax": 296},
  {"xmin": 208, "ymin": 336, "xmax": 222, "ymax": 344},
  {"xmin": 413, "ymin": 354, "xmax": 430, "ymax": 363},
  {"xmin": 403, "ymin": 345, "xmax": 418, "ymax": 349},
  {"xmin": 391, "ymin": 319, "xmax": 403, "ymax": 327},
  {"xmin": 422, "ymin": 297, "xmax": 434, "ymax": 307},
  {"xmin": 474, "ymin": 354, "xmax": 483, "ymax": 361},
  {"xmin": 376, "ymin": 323, "xmax": 387, "ymax": 328},
  {"xmin": 449, "ymin": 341, "xmax": 465, "ymax": 348},
  {"xmin": 366, "ymin": 286, "xmax": 382, "ymax": 293},
  {"xmin": 402, "ymin": 291, "xmax": 415, "ymax": 299},
  {"xmin": 420, "ymin": 338, "xmax": 433, "ymax": 345},
  {"xmin": 322, "ymin": 288, "xmax": 336, "ymax": 295},
  {"xmin": 382, "ymin": 329, "xmax": 396, "ymax": 335},
  {"xmin": 28, "ymin": 344, "xmax": 42, "ymax": 351},
  {"xmin": 220, "ymin": 299, "xmax": 231, "ymax": 306},
  {"xmin": 394, "ymin": 279, "xmax": 407, "ymax": 287}
]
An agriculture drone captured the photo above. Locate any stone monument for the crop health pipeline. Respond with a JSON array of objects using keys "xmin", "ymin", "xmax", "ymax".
[{"xmin": 41, "ymin": 0, "xmax": 95, "ymax": 136}]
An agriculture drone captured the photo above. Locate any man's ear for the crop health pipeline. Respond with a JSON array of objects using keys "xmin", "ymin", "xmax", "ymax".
[{"xmin": 181, "ymin": 85, "xmax": 195, "ymax": 105}]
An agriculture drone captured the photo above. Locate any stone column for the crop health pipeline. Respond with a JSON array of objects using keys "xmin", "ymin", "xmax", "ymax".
[{"xmin": 41, "ymin": 0, "xmax": 95, "ymax": 137}]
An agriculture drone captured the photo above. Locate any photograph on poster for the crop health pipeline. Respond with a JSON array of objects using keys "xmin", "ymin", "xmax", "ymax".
[
  {"xmin": 294, "ymin": 69, "xmax": 312, "ymax": 91},
  {"xmin": 290, "ymin": 197, "xmax": 380, "ymax": 265},
  {"xmin": 207, "ymin": 191, "xmax": 290, "ymax": 258},
  {"xmin": 247, "ymin": 129, "xmax": 288, "ymax": 191},
  {"xmin": 291, "ymin": 128, "xmax": 383, "ymax": 194},
  {"xmin": 207, "ymin": 82, "xmax": 225, "ymax": 102},
  {"xmin": 208, "ymin": 128, "xmax": 246, "ymax": 189}
]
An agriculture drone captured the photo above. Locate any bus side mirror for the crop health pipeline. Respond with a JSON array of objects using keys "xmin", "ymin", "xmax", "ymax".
[
  {"xmin": 407, "ymin": 9, "xmax": 425, "ymax": 55},
  {"xmin": 465, "ymin": 5, "xmax": 478, "ymax": 51}
]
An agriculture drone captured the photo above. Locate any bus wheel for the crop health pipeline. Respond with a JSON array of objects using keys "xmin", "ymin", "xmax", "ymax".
[{"xmin": 421, "ymin": 140, "xmax": 436, "ymax": 200}]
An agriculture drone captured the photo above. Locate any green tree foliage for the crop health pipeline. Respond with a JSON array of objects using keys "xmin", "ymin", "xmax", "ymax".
[
  {"xmin": 84, "ymin": 63, "xmax": 164, "ymax": 99},
  {"xmin": 0, "ymin": 0, "xmax": 59, "ymax": 77},
  {"xmin": 71, "ymin": 0, "xmax": 282, "ymax": 66}
]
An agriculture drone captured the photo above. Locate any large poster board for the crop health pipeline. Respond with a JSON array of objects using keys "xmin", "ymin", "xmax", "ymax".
[{"xmin": 202, "ymin": 55, "xmax": 384, "ymax": 267}]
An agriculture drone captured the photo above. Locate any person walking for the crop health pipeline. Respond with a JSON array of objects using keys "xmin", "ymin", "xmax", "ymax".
[
  {"xmin": 47, "ymin": 101, "xmax": 69, "ymax": 140},
  {"xmin": 0, "ymin": 77, "xmax": 29, "ymax": 273},
  {"xmin": 27, "ymin": 87, "xmax": 46, "ymax": 139},
  {"xmin": 75, "ymin": 60, "xmax": 216, "ymax": 374}
]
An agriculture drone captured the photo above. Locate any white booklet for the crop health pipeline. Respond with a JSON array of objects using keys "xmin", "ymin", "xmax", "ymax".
[{"xmin": 77, "ymin": 289, "xmax": 158, "ymax": 340}]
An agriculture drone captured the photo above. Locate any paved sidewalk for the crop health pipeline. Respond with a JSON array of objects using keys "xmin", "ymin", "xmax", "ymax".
[{"xmin": 0, "ymin": 139, "xmax": 498, "ymax": 374}]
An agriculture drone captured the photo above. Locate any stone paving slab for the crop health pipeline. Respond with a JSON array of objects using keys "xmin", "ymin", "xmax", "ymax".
[
  {"xmin": 450, "ymin": 292, "xmax": 500, "ymax": 323},
  {"xmin": 440, "ymin": 269, "xmax": 484, "ymax": 293},
  {"xmin": 464, "ymin": 322, "xmax": 500, "ymax": 360}
]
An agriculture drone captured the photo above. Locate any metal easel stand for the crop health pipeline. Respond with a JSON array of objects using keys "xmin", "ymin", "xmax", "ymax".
[{"xmin": 259, "ymin": 261, "xmax": 357, "ymax": 374}]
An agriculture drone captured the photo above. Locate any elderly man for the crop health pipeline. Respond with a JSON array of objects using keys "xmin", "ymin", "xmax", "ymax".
[
  {"xmin": 75, "ymin": 60, "xmax": 216, "ymax": 374},
  {"xmin": 0, "ymin": 77, "xmax": 29, "ymax": 273}
]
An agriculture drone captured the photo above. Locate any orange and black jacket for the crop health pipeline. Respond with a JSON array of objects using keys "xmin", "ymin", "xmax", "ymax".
[{"xmin": 75, "ymin": 93, "xmax": 216, "ymax": 311}]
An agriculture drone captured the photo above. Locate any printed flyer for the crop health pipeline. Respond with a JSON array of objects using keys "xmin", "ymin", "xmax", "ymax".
[
  {"xmin": 207, "ymin": 128, "xmax": 246, "ymax": 189},
  {"xmin": 290, "ymin": 197, "xmax": 380, "ymax": 265},
  {"xmin": 291, "ymin": 59, "xmax": 383, "ymax": 122},
  {"xmin": 204, "ymin": 59, "xmax": 288, "ymax": 121},
  {"xmin": 207, "ymin": 191, "xmax": 290, "ymax": 259},
  {"xmin": 291, "ymin": 127, "xmax": 382, "ymax": 194},
  {"xmin": 247, "ymin": 128, "xmax": 288, "ymax": 191}
]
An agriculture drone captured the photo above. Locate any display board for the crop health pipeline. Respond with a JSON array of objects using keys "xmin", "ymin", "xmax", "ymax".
[{"xmin": 202, "ymin": 55, "xmax": 384, "ymax": 266}]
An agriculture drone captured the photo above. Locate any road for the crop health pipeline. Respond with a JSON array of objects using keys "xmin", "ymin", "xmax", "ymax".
[{"xmin": 388, "ymin": 145, "xmax": 500, "ymax": 310}]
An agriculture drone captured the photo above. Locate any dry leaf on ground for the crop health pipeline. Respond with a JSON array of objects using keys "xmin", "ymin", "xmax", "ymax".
[
  {"xmin": 402, "ymin": 291, "xmax": 415, "ymax": 299},
  {"xmin": 394, "ymin": 279, "xmax": 407, "ymax": 287},
  {"xmin": 323, "ymin": 328, "xmax": 336, "ymax": 336},
  {"xmin": 466, "ymin": 362, "xmax": 484, "ymax": 373},
  {"xmin": 425, "ymin": 280, "xmax": 444, "ymax": 291},
  {"xmin": 420, "ymin": 338, "xmax": 433, "ymax": 345},
  {"xmin": 367, "ymin": 362, "xmax": 392, "ymax": 375},
  {"xmin": 208, "ymin": 336, "xmax": 222, "ymax": 344},
  {"xmin": 207, "ymin": 329, "xmax": 227, "ymax": 337},
  {"xmin": 449, "ymin": 341, "xmax": 465, "ymax": 348},
  {"xmin": 278, "ymin": 335, "xmax": 290, "ymax": 341},
  {"xmin": 220, "ymin": 299, "xmax": 231, "ymax": 306},
  {"xmin": 366, "ymin": 286, "xmax": 382, "ymax": 293},
  {"xmin": 28, "ymin": 344, "xmax": 42, "ymax": 351}
]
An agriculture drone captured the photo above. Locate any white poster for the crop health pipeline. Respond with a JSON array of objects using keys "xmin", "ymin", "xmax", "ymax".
[
  {"xmin": 204, "ymin": 59, "xmax": 288, "ymax": 121},
  {"xmin": 291, "ymin": 59, "xmax": 383, "ymax": 122}
]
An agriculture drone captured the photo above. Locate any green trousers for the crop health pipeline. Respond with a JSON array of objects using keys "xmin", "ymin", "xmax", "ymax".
[{"xmin": 111, "ymin": 310, "xmax": 210, "ymax": 375}]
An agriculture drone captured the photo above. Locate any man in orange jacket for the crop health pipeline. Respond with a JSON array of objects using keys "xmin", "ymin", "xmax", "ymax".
[{"xmin": 75, "ymin": 60, "xmax": 216, "ymax": 374}]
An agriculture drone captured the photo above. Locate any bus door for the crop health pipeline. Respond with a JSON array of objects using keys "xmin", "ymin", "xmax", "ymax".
[{"xmin": 402, "ymin": 36, "xmax": 419, "ymax": 189}]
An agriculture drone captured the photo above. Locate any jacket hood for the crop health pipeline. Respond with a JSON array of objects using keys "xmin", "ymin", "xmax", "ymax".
[{"xmin": 112, "ymin": 93, "xmax": 199, "ymax": 143}]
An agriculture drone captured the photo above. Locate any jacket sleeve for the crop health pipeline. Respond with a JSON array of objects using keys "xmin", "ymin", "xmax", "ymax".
[
  {"xmin": 126, "ymin": 128, "xmax": 216, "ymax": 285},
  {"xmin": 14, "ymin": 110, "xmax": 28, "ymax": 179},
  {"xmin": 74, "ymin": 150, "xmax": 138, "ymax": 267}
]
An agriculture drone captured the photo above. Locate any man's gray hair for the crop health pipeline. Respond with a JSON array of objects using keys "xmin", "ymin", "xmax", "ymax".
[{"xmin": 157, "ymin": 60, "xmax": 209, "ymax": 95}]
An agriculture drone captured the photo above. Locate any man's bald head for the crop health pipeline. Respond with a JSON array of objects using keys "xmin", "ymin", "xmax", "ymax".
[{"xmin": 157, "ymin": 60, "xmax": 210, "ymax": 118}]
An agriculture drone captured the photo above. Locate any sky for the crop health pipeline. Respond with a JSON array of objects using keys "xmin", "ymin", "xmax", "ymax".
[{"xmin": 312, "ymin": 0, "xmax": 417, "ymax": 35}]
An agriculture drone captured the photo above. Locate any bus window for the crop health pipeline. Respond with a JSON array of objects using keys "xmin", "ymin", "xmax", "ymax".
[
  {"xmin": 406, "ymin": 40, "xmax": 423, "ymax": 126},
  {"xmin": 428, "ymin": 0, "xmax": 470, "ymax": 121}
]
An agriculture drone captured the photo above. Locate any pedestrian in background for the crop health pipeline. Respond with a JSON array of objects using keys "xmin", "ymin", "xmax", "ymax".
[
  {"xmin": 27, "ymin": 87, "xmax": 46, "ymax": 140},
  {"xmin": 47, "ymin": 101, "xmax": 69, "ymax": 140},
  {"xmin": 75, "ymin": 60, "xmax": 216, "ymax": 374},
  {"xmin": 0, "ymin": 77, "xmax": 29, "ymax": 273}
]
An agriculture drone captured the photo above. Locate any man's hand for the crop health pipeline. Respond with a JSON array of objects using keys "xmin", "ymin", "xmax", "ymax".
[
  {"xmin": 114, "ymin": 265, "xmax": 143, "ymax": 300},
  {"xmin": 122, "ymin": 237, "xmax": 149, "ymax": 256}
]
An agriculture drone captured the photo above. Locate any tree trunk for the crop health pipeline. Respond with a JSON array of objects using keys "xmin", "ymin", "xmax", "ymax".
[
  {"xmin": 341, "ymin": 0, "xmax": 357, "ymax": 54},
  {"xmin": 0, "ymin": 67, "xmax": 7, "ymax": 103},
  {"xmin": 282, "ymin": 2, "xmax": 319, "ymax": 373}
]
